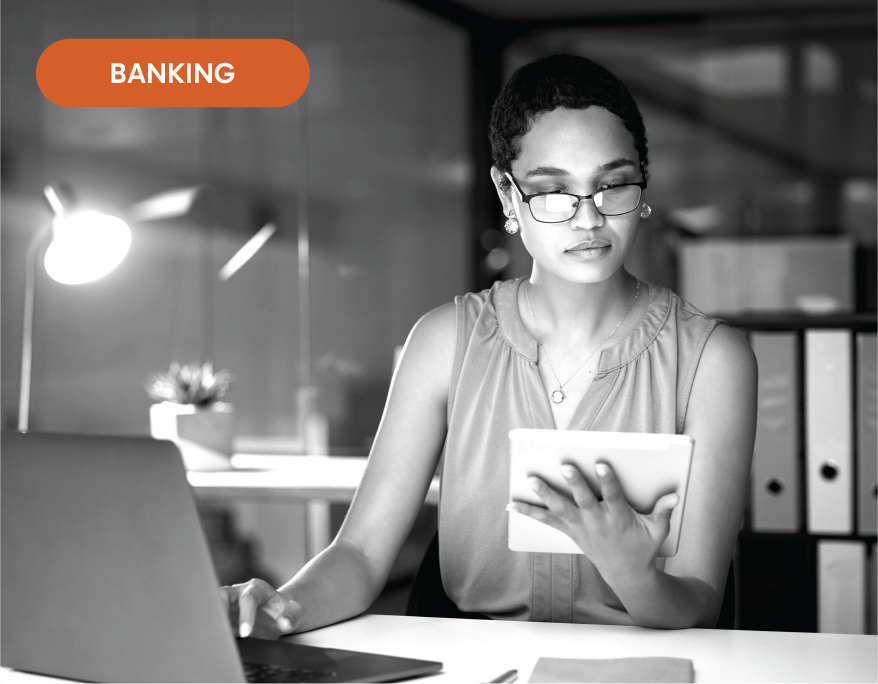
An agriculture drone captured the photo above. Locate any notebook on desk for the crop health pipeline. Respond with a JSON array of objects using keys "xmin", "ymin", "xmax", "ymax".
[
  {"xmin": 528, "ymin": 656, "xmax": 694, "ymax": 683},
  {"xmin": 1, "ymin": 430, "xmax": 442, "ymax": 683}
]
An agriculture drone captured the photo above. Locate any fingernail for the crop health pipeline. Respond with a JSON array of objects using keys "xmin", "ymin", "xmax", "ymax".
[
  {"xmin": 667, "ymin": 495, "xmax": 680, "ymax": 509},
  {"xmin": 561, "ymin": 465, "xmax": 576, "ymax": 479},
  {"xmin": 528, "ymin": 477, "xmax": 541, "ymax": 491},
  {"xmin": 506, "ymin": 502, "xmax": 519, "ymax": 513},
  {"xmin": 240, "ymin": 622, "xmax": 251, "ymax": 638},
  {"xmin": 277, "ymin": 617, "xmax": 292, "ymax": 632},
  {"xmin": 595, "ymin": 463, "xmax": 609, "ymax": 477}
]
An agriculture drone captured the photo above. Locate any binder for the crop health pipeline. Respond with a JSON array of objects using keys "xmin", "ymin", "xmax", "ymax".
[
  {"xmin": 818, "ymin": 540, "xmax": 866, "ymax": 634},
  {"xmin": 750, "ymin": 332, "xmax": 800, "ymax": 532},
  {"xmin": 805, "ymin": 330, "xmax": 853, "ymax": 534},
  {"xmin": 856, "ymin": 333, "xmax": 877, "ymax": 535},
  {"xmin": 870, "ymin": 543, "xmax": 877, "ymax": 636}
]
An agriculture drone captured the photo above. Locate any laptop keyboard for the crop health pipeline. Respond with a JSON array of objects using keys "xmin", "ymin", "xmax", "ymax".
[{"xmin": 243, "ymin": 661, "xmax": 337, "ymax": 682}]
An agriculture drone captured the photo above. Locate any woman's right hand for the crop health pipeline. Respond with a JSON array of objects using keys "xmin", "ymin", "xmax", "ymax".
[{"xmin": 220, "ymin": 578, "xmax": 303, "ymax": 639}]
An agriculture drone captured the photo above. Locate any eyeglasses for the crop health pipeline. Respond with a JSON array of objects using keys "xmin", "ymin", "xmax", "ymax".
[{"xmin": 506, "ymin": 172, "xmax": 647, "ymax": 223}]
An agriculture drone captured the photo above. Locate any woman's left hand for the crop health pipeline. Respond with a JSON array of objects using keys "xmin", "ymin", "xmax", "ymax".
[{"xmin": 508, "ymin": 463, "xmax": 680, "ymax": 584}]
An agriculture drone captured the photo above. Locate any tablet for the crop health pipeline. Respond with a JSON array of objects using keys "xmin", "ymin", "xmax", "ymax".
[{"xmin": 508, "ymin": 429, "xmax": 694, "ymax": 557}]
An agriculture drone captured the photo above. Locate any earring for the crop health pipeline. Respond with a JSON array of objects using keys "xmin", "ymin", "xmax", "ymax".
[
  {"xmin": 504, "ymin": 210, "xmax": 519, "ymax": 234},
  {"xmin": 640, "ymin": 202, "xmax": 652, "ymax": 219}
]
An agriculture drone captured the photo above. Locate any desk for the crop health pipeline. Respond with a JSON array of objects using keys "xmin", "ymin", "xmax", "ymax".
[
  {"xmin": 288, "ymin": 615, "xmax": 877, "ymax": 683},
  {"xmin": 187, "ymin": 455, "xmax": 440, "ymax": 563},
  {"xmin": 187, "ymin": 455, "xmax": 440, "ymax": 505},
  {"xmin": 3, "ymin": 615, "xmax": 875, "ymax": 682}
]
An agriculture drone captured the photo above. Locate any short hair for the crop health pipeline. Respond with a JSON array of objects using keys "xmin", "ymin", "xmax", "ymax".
[{"xmin": 489, "ymin": 54, "xmax": 649, "ymax": 190}]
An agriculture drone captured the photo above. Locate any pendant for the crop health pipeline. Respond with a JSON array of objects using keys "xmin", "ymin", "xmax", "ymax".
[{"xmin": 551, "ymin": 389, "xmax": 565, "ymax": 404}]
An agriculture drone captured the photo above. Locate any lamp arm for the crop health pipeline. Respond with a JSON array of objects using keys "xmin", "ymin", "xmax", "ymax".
[{"xmin": 18, "ymin": 223, "xmax": 52, "ymax": 432}]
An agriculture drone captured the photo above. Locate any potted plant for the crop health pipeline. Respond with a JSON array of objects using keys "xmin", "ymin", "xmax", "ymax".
[{"xmin": 146, "ymin": 362, "xmax": 234, "ymax": 470}]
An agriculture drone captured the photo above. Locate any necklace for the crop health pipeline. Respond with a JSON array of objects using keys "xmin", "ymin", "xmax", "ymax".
[{"xmin": 525, "ymin": 279, "xmax": 640, "ymax": 404}]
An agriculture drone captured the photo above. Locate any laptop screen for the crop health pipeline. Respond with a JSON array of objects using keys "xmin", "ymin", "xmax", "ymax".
[{"xmin": 2, "ymin": 431, "xmax": 248, "ymax": 682}]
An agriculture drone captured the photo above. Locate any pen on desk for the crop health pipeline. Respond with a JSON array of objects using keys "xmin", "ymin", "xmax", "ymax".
[{"xmin": 488, "ymin": 669, "xmax": 518, "ymax": 683}]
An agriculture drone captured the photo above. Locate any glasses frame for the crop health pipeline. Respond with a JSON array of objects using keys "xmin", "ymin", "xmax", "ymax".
[{"xmin": 505, "ymin": 172, "xmax": 648, "ymax": 223}]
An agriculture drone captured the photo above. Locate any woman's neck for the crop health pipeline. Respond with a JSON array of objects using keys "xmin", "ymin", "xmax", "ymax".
[{"xmin": 523, "ymin": 268, "xmax": 638, "ymax": 346}]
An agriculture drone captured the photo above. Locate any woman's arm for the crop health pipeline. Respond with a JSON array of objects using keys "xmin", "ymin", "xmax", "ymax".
[
  {"xmin": 604, "ymin": 324, "xmax": 757, "ymax": 627},
  {"xmin": 225, "ymin": 303, "xmax": 457, "ymax": 637},
  {"xmin": 512, "ymin": 324, "xmax": 757, "ymax": 628},
  {"xmin": 651, "ymin": 324, "xmax": 758, "ymax": 627}
]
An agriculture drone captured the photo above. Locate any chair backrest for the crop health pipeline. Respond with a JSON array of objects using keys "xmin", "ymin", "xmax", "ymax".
[
  {"xmin": 407, "ymin": 531, "xmax": 737, "ymax": 629},
  {"xmin": 406, "ymin": 531, "xmax": 468, "ymax": 618},
  {"xmin": 716, "ymin": 559, "xmax": 736, "ymax": 629}
]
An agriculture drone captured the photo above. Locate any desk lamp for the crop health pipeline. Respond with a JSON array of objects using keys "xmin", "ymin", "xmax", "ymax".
[
  {"xmin": 127, "ymin": 184, "xmax": 277, "ymax": 281},
  {"xmin": 17, "ymin": 183, "xmax": 276, "ymax": 432},
  {"xmin": 17, "ymin": 184, "xmax": 132, "ymax": 432}
]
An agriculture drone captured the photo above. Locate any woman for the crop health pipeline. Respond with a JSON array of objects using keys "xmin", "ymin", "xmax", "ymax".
[{"xmin": 222, "ymin": 54, "xmax": 757, "ymax": 635}]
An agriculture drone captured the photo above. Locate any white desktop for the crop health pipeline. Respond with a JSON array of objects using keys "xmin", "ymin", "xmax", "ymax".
[{"xmin": 4, "ymin": 614, "xmax": 876, "ymax": 682}]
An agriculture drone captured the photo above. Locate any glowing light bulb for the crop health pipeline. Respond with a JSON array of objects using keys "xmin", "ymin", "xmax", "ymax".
[{"xmin": 44, "ymin": 211, "xmax": 131, "ymax": 285}]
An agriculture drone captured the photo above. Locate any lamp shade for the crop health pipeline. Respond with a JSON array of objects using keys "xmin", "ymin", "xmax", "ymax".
[{"xmin": 44, "ymin": 210, "xmax": 131, "ymax": 285}]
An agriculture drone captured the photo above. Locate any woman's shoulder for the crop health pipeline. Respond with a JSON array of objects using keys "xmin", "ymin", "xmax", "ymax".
[
  {"xmin": 642, "ymin": 283, "xmax": 734, "ymax": 349},
  {"xmin": 454, "ymin": 278, "xmax": 518, "ymax": 310},
  {"xmin": 627, "ymin": 281, "xmax": 753, "ymax": 370},
  {"xmin": 653, "ymin": 284, "xmax": 750, "ymax": 356},
  {"xmin": 649, "ymin": 283, "xmax": 722, "ymax": 326},
  {"xmin": 414, "ymin": 301, "xmax": 456, "ymax": 335},
  {"xmin": 398, "ymin": 303, "xmax": 458, "ymax": 401},
  {"xmin": 411, "ymin": 279, "xmax": 522, "ymax": 356},
  {"xmin": 648, "ymin": 284, "xmax": 755, "ymax": 380},
  {"xmin": 409, "ymin": 302, "xmax": 456, "ymax": 356},
  {"xmin": 684, "ymin": 308, "xmax": 757, "ymax": 433},
  {"xmin": 700, "ymin": 323, "xmax": 757, "ymax": 378},
  {"xmin": 617, "ymin": 282, "xmax": 722, "ymax": 363},
  {"xmin": 417, "ymin": 279, "xmax": 519, "ymax": 332}
]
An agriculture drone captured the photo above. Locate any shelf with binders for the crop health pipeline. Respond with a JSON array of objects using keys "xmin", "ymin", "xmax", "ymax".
[
  {"xmin": 724, "ymin": 312, "xmax": 877, "ymax": 331},
  {"xmin": 727, "ymin": 314, "xmax": 876, "ymax": 635}
]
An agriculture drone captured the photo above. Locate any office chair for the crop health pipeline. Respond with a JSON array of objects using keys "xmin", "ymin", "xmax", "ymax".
[{"xmin": 406, "ymin": 531, "xmax": 737, "ymax": 629}]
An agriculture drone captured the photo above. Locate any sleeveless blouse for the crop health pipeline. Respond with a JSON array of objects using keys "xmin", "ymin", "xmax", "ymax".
[{"xmin": 438, "ymin": 277, "xmax": 722, "ymax": 624}]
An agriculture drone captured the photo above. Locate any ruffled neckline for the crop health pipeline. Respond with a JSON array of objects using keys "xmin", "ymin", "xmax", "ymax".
[{"xmin": 494, "ymin": 276, "xmax": 672, "ymax": 375}]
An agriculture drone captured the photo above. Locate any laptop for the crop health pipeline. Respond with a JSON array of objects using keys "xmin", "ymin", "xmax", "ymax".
[{"xmin": 1, "ymin": 430, "xmax": 443, "ymax": 683}]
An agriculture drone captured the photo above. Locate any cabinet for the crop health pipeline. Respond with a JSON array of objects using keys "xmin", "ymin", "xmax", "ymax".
[{"xmin": 729, "ymin": 313, "xmax": 877, "ymax": 633}]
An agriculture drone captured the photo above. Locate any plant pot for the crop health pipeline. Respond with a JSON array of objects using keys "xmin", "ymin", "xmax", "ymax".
[{"xmin": 149, "ymin": 401, "xmax": 235, "ymax": 470}]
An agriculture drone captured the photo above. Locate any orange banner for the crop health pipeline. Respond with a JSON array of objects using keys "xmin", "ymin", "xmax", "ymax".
[{"xmin": 36, "ymin": 39, "xmax": 309, "ymax": 107}]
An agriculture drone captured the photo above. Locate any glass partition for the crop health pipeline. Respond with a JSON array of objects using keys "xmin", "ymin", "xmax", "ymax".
[
  {"xmin": 501, "ymin": 19, "xmax": 876, "ymax": 297},
  {"xmin": 1, "ymin": 0, "xmax": 469, "ymax": 455}
]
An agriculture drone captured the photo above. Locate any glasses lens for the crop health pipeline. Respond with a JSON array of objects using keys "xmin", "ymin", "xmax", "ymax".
[
  {"xmin": 593, "ymin": 185, "xmax": 641, "ymax": 216},
  {"xmin": 530, "ymin": 193, "xmax": 578, "ymax": 222}
]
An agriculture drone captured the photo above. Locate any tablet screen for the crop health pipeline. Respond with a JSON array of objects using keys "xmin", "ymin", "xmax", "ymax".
[{"xmin": 508, "ymin": 429, "xmax": 694, "ymax": 557}]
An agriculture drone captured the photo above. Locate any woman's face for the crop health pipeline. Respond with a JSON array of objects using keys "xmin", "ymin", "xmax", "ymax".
[{"xmin": 496, "ymin": 106, "xmax": 645, "ymax": 285}]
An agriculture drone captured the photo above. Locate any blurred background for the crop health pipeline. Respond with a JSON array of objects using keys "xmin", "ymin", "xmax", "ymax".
[
  {"xmin": 3, "ymin": 0, "xmax": 469, "ymax": 445},
  {"xmin": 2, "ymin": 0, "xmax": 875, "ymax": 632}
]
